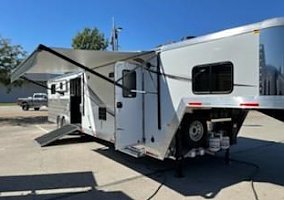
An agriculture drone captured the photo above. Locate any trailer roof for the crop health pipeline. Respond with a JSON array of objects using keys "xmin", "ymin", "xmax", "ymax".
[
  {"xmin": 11, "ymin": 45, "xmax": 154, "ymax": 82},
  {"xmin": 159, "ymin": 17, "xmax": 284, "ymax": 52}
]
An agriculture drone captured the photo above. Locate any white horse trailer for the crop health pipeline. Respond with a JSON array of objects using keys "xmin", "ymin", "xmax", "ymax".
[
  {"xmin": 47, "ymin": 72, "xmax": 83, "ymax": 127},
  {"xmin": 11, "ymin": 17, "xmax": 284, "ymax": 161}
]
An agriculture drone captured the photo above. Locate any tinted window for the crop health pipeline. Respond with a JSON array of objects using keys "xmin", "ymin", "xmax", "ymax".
[
  {"xmin": 60, "ymin": 82, "xmax": 63, "ymax": 90},
  {"xmin": 70, "ymin": 78, "xmax": 81, "ymax": 97},
  {"xmin": 192, "ymin": 62, "xmax": 233, "ymax": 94},
  {"xmin": 98, "ymin": 107, "xmax": 107, "ymax": 120},
  {"xmin": 51, "ymin": 84, "xmax": 56, "ymax": 94},
  {"xmin": 192, "ymin": 66, "xmax": 210, "ymax": 92},
  {"xmin": 122, "ymin": 70, "xmax": 136, "ymax": 98},
  {"xmin": 34, "ymin": 95, "xmax": 45, "ymax": 98}
]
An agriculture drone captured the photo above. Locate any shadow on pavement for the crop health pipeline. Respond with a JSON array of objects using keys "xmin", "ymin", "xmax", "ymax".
[
  {"xmin": 94, "ymin": 136, "xmax": 284, "ymax": 198},
  {"xmin": 48, "ymin": 135, "xmax": 95, "ymax": 146},
  {"xmin": 0, "ymin": 116, "xmax": 49, "ymax": 126},
  {"xmin": 0, "ymin": 171, "xmax": 132, "ymax": 200}
]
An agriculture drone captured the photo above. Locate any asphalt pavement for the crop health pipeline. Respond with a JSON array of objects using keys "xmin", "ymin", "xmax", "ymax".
[{"xmin": 0, "ymin": 106, "xmax": 283, "ymax": 200}]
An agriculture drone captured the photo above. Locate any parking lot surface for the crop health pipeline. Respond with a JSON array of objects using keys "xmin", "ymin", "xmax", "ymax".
[{"xmin": 0, "ymin": 106, "xmax": 284, "ymax": 200}]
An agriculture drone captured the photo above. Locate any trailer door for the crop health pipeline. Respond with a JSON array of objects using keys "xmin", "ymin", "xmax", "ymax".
[
  {"xmin": 70, "ymin": 77, "xmax": 82, "ymax": 124},
  {"xmin": 115, "ymin": 62, "xmax": 143, "ymax": 150}
]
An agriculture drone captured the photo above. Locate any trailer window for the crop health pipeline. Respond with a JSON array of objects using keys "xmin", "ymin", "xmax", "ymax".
[
  {"xmin": 192, "ymin": 62, "xmax": 233, "ymax": 94},
  {"xmin": 98, "ymin": 107, "xmax": 107, "ymax": 120},
  {"xmin": 122, "ymin": 70, "xmax": 137, "ymax": 98},
  {"xmin": 70, "ymin": 78, "xmax": 81, "ymax": 97},
  {"xmin": 51, "ymin": 84, "xmax": 56, "ymax": 94}
]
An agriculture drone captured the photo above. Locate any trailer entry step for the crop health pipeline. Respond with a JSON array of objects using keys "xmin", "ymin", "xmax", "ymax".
[
  {"xmin": 120, "ymin": 145, "xmax": 146, "ymax": 158},
  {"xmin": 35, "ymin": 124, "xmax": 80, "ymax": 147}
]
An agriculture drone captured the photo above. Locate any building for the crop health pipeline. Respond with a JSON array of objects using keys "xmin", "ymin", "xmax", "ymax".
[{"xmin": 0, "ymin": 74, "xmax": 58, "ymax": 103}]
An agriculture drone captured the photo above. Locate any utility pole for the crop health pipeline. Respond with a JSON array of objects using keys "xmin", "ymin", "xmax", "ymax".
[{"xmin": 110, "ymin": 17, "xmax": 122, "ymax": 51}]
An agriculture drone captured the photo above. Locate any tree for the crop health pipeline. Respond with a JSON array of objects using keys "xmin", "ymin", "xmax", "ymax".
[
  {"xmin": 0, "ymin": 36, "xmax": 26, "ymax": 92},
  {"xmin": 72, "ymin": 27, "xmax": 108, "ymax": 50}
]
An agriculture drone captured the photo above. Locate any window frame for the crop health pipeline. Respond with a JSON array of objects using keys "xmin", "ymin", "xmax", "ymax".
[{"xmin": 192, "ymin": 61, "xmax": 234, "ymax": 94}]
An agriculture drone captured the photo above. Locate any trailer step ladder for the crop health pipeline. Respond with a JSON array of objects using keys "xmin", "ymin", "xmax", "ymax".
[
  {"xmin": 35, "ymin": 124, "xmax": 80, "ymax": 147},
  {"xmin": 121, "ymin": 144, "xmax": 145, "ymax": 158}
]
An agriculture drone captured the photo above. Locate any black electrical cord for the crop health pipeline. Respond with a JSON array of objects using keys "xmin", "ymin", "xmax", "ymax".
[
  {"xmin": 145, "ymin": 171, "xmax": 167, "ymax": 200},
  {"xmin": 228, "ymin": 158, "xmax": 260, "ymax": 200},
  {"xmin": 95, "ymin": 166, "xmax": 172, "ymax": 199},
  {"xmin": 144, "ymin": 152, "xmax": 261, "ymax": 200},
  {"xmin": 229, "ymin": 140, "xmax": 284, "ymax": 200},
  {"xmin": 145, "ymin": 156, "xmax": 260, "ymax": 200}
]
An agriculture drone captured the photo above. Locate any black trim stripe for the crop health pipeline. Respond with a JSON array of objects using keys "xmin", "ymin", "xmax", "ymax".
[
  {"xmin": 157, "ymin": 54, "xmax": 161, "ymax": 130},
  {"xmin": 145, "ymin": 67, "xmax": 191, "ymax": 82},
  {"xmin": 234, "ymin": 84, "xmax": 257, "ymax": 87},
  {"xmin": 87, "ymin": 86, "xmax": 115, "ymax": 117},
  {"xmin": 38, "ymin": 44, "xmax": 127, "ymax": 90},
  {"xmin": 21, "ymin": 76, "xmax": 48, "ymax": 89}
]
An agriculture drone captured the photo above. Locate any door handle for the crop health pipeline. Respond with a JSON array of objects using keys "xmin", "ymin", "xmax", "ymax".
[{"xmin": 117, "ymin": 102, "xmax": 123, "ymax": 108}]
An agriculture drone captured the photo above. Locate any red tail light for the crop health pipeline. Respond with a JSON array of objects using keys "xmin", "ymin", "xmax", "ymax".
[
  {"xmin": 240, "ymin": 102, "xmax": 259, "ymax": 107},
  {"xmin": 188, "ymin": 102, "xmax": 202, "ymax": 106}
]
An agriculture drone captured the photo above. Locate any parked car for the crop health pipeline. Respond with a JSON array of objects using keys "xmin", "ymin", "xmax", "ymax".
[{"xmin": 17, "ymin": 93, "xmax": 48, "ymax": 111}]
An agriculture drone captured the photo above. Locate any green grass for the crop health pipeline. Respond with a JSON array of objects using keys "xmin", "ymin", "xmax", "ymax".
[{"xmin": 0, "ymin": 103, "xmax": 16, "ymax": 106}]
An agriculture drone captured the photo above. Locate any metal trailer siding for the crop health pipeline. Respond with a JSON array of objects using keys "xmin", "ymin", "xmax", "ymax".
[
  {"xmin": 143, "ymin": 31, "xmax": 259, "ymax": 159},
  {"xmin": 81, "ymin": 65, "xmax": 116, "ymax": 142},
  {"xmin": 48, "ymin": 98, "xmax": 70, "ymax": 123},
  {"xmin": 259, "ymin": 26, "xmax": 284, "ymax": 96}
]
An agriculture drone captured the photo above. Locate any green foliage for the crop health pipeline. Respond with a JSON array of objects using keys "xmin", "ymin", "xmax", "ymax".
[
  {"xmin": 0, "ymin": 36, "xmax": 27, "ymax": 92},
  {"xmin": 72, "ymin": 27, "xmax": 108, "ymax": 50}
]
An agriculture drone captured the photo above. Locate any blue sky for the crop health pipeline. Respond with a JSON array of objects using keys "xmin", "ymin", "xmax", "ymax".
[{"xmin": 1, "ymin": 0, "xmax": 284, "ymax": 53}]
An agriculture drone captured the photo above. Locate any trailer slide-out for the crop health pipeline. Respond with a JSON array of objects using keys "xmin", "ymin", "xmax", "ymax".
[{"xmin": 11, "ymin": 17, "xmax": 284, "ymax": 161}]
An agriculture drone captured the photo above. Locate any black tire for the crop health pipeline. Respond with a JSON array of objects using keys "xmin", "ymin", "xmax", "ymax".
[
  {"xmin": 183, "ymin": 117, "xmax": 208, "ymax": 148},
  {"xmin": 34, "ymin": 107, "xmax": 40, "ymax": 111},
  {"xmin": 22, "ymin": 103, "xmax": 29, "ymax": 111}
]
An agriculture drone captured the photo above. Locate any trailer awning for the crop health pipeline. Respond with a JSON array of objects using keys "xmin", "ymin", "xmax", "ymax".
[{"xmin": 11, "ymin": 44, "xmax": 155, "ymax": 82}]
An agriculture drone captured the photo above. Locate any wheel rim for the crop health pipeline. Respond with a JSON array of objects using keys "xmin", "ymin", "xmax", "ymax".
[{"xmin": 189, "ymin": 120, "xmax": 204, "ymax": 142}]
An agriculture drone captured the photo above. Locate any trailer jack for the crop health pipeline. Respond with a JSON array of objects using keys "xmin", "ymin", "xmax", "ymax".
[{"xmin": 175, "ymin": 133, "xmax": 184, "ymax": 178}]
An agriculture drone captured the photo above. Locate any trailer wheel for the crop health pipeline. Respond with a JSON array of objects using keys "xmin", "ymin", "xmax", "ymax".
[
  {"xmin": 22, "ymin": 103, "xmax": 29, "ymax": 111},
  {"xmin": 34, "ymin": 107, "xmax": 40, "ymax": 111},
  {"xmin": 184, "ymin": 117, "xmax": 207, "ymax": 148}
]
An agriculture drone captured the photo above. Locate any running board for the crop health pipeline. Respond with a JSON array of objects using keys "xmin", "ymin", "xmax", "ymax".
[
  {"xmin": 120, "ymin": 145, "xmax": 145, "ymax": 158},
  {"xmin": 35, "ymin": 124, "xmax": 80, "ymax": 147}
]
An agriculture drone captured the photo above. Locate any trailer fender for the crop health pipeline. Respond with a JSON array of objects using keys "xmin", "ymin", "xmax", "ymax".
[{"xmin": 154, "ymin": 99, "xmax": 188, "ymax": 159}]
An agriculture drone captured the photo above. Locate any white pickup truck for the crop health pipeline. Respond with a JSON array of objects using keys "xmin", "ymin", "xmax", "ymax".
[{"xmin": 17, "ymin": 93, "xmax": 48, "ymax": 111}]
